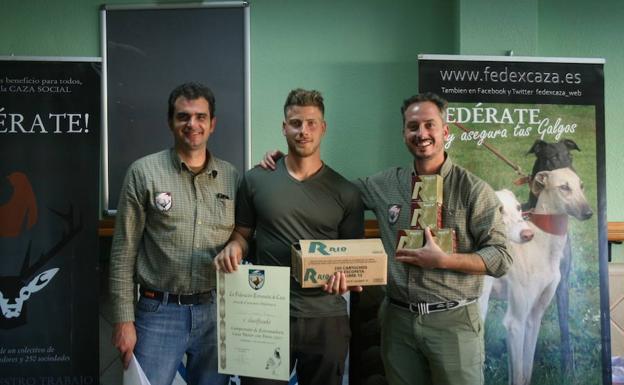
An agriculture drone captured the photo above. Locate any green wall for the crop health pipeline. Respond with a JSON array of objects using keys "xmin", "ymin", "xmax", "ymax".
[
  {"xmin": 2, "ymin": 0, "xmax": 623, "ymax": 233},
  {"xmin": 459, "ymin": 0, "xmax": 538, "ymax": 56},
  {"xmin": 0, "ymin": 0, "xmax": 457, "ymax": 179},
  {"xmin": 249, "ymin": 0, "xmax": 458, "ymax": 180}
]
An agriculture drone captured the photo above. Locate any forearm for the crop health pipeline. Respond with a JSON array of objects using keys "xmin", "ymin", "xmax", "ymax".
[
  {"xmin": 215, "ymin": 225, "xmax": 253, "ymax": 272},
  {"xmin": 112, "ymin": 321, "xmax": 137, "ymax": 369},
  {"xmin": 229, "ymin": 226, "xmax": 251, "ymax": 256},
  {"xmin": 441, "ymin": 252, "xmax": 487, "ymax": 275}
]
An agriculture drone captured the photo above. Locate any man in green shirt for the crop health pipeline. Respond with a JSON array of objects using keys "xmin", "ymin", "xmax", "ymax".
[
  {"xmin": 215, "ymin": 88, "xmax": 364, "ymax": 385},
  {"xmin": 109, "ymin": 83, "xmax": 237, "ymax": 385},
  {"xmin": 353, "ymin": 93, "xmax": 511, "ymax": 385}
]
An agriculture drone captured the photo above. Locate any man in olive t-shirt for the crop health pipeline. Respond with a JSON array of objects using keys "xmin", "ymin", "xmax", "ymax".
[{"xmin": 215, "ymin": 88, "xmax": 364, "ymax": 385}]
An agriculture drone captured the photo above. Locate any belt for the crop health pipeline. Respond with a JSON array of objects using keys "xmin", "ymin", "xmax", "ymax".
[
  {"xmin": 139, "ymin": 287, "xmax": 212, "ymax": 306},
  {"xmin": 388, "ymin": 297, "xmax": 476, "ymax": 315}
]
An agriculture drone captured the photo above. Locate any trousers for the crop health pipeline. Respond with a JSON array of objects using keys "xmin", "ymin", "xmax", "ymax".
[
  {"xmin": 242, "ymin": 315, "xmax": 351, "ymax": 385},
  {"xmin": 380, "ymin": 299, "xmax": 484, "ymax": 385},
  {"xmin": 134, "ymin": 291, "xmax": 229, "ymax": 385}
]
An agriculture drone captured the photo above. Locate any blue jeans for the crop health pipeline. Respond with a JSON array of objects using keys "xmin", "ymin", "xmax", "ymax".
[{"xmin": 134, "ymin": 290, "xmax": 229, "ymax": 385}]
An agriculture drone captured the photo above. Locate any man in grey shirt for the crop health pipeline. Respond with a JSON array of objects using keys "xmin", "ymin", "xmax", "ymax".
[{"xmin": 215, "ymin": 88, "xmax": 364, "ymax": 385}]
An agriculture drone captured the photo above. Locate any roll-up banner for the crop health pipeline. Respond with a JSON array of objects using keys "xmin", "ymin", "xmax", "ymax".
[
  {"xmin": 419, "ymin": 54, "xmax": 607, "ymax": 385},
  {"xmin": 0, "ymin": 58, "xmax": 100, "ymax": 384}
]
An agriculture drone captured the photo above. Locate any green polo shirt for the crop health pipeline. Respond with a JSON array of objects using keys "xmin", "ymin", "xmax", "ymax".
[
  {"xmin": 109, "ymin": 148, "xmax": 239, "ymax": 323},
  {"xmin": 353, "ymin": 155, "xmax": 511, "ymax": 304}
]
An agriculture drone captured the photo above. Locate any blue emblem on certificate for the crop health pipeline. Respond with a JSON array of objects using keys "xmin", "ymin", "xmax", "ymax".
[{"xmin": 248, "ymin": 269, "xmax": 265, "ymax": 290}]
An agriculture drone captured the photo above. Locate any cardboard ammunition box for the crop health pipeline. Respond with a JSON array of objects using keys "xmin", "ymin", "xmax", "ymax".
[
  {"xmin": 410, "ymin": 202, "xmax": 442, "ymax": 230},
  {"xmin": 412, "ymin": 175, "xmax": 443, "ymax": 204},
  {"xmin": 396, "ymin": 228, "xmax": 457, "ymax": 254},
  {"xmin": 291, "ymin": 239, "xmax": 387, "ymax": 288},
  {"xmin": 432, "ymin": 228, "xmax": 457, "ymax": 254},
  {"xmin": 396, "ymin": 229, "xmax": 424, "ymax": 250}
]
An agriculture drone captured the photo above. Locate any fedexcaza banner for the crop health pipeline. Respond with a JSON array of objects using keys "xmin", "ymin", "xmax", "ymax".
[
  {"xmin": 0, "ymin": 58, "xmax": 100, "ymax": 384},
  {"xmin": 419, "ymin": 54, "xmax": 607, "ymax": 385}
]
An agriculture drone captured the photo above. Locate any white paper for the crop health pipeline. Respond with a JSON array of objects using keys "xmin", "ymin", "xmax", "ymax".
[
  {"xmin": 123, "ymin": 354, "xmax": 152, "ymax": 385},
  {"xmin": 217, "ymin": 265, "xmax": 290, "ymax": 381}
]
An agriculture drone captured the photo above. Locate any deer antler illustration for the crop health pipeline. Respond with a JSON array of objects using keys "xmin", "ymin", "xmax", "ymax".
[{"xmin": 0, "ymin": 205, "xmax": 82, "ymax": 328}]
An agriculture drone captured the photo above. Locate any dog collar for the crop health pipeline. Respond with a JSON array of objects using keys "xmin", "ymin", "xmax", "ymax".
[{"xmin": 526, "ymin": 212, "xmax": 568, "ymax": 235}]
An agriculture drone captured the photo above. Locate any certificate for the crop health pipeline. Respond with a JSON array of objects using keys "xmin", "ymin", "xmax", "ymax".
[
  {"xmin": 217, "ymin": 265, "xmax": 290, "ymax": 381},
  {"xmin": 123, "ymin": 354, "xmax": 151, "ymax": 385}
]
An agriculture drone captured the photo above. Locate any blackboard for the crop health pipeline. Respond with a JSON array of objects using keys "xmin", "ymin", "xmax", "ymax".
[{"xmin": 101, "ymin": 2, "xmax": 249, "ymax": 215}]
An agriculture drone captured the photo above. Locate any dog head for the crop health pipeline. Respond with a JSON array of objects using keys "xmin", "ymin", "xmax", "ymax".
[
  {"xmin": 496, "ymin": 189, "xmax": 534, "ymax": 243},
  {"xmin": 527, "ymin": 139, "xmax": 580, "ymax": 176},
  {"xmin": 531, "ymin": 168, "xmax": 593, "ymax": 220},
  {"xmin": 525, "ymin": 139, "xmax": 581, "ymax": 209}
]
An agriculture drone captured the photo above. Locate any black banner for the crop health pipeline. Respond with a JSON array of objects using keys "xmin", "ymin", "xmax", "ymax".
[
  {"xmin": 419, "ymin": 55, "xmax": 608, "ymax": 385},
  {"xmin": 0, "ymin": 58, "xmax": 100, "ymax": 384}
]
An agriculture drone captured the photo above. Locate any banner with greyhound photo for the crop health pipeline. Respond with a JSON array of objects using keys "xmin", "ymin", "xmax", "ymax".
[
  {"xmin": 0, "ymin": 58, "xmax": 100, "ymax": 384},
  {"xmin": 418, "ymin": 54, "xmax": 607, "ymax": 385}
]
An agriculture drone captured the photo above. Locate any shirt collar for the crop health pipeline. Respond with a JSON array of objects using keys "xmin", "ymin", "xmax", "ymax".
[
  {"xmin": 169, "ymin": 148, "xmax": 218, "ymax": 177},
  {"xmin": 411, "ymin": 152, "xmax": 453, "ymax": 177}
]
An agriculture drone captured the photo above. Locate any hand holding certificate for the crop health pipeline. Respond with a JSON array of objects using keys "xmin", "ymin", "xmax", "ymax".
[{"xmin": 217, "ymin": 265, "xmax": 290, "ymax": 381}]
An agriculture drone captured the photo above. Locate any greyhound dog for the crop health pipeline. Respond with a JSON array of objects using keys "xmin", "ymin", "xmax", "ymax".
[
  {"xmin": 526, "ymin": 138, "xmax": 581, "ymax": 374},
  {"xmin": 480, "ymin": 168, "xmax": 592, "ymax": 385},
  {"xmin": 479, "ymin": 189, "xmax": 533, "ymax": 319},
  {"xmin": 526, "ymin": 139, "xmax": 580, "ymax": 208}
]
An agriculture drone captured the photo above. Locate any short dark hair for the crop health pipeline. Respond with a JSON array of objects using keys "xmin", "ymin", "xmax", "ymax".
[
  {"xmin": 283, "ymin": 88, "xmax": 325, "ymax": 117},
  {"xmin": 168, "ymin": 82, "xmax": 216, "ymax": 122},
  {"xmin": 401, "ymin": 92, "xmax": 448, "ymax": 124}
]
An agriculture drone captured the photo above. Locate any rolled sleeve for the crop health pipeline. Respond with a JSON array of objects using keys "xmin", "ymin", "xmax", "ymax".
[
  {"xmin": 477, "ymin": 244, "xmax": 512, "ymax": 277},
  {"xmin": 471, "ymin": 187, "xmax": 512, "ymax": 278}
]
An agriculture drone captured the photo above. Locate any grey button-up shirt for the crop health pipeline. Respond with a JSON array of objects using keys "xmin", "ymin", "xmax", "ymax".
[{"xmin": 353, "ymin": 155, "xmax": 511, "ymax": 304}]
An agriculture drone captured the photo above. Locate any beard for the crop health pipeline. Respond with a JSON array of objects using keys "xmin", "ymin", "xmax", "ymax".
[{"xmin": 406, "ymin": 138, "xmax": 444, "ymax": 161}]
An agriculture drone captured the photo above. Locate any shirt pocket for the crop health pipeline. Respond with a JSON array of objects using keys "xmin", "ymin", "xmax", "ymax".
[
  {"xmin": 208, "ymin": 197, "xmax": 234, "ymax": 246},
  {"xmin": 211, "ymin": 195, "xmax": 235, "ymax": 232}
]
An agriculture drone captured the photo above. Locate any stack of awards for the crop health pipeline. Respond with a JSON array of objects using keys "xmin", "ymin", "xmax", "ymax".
[{"xmin": 396, "ymin": 175, "xmax": 457, "ymax": 254}]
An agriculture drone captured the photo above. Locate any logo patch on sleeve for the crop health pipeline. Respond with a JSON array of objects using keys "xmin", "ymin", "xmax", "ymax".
[{"xmin": 388, "ymin": 204, "xmax": 402, "ymax": 225}]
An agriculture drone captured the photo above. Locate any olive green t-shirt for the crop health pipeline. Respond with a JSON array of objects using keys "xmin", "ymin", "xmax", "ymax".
[{"xmin": 236, "ymin": 158, "xmax": 364, "ymax": 317}]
